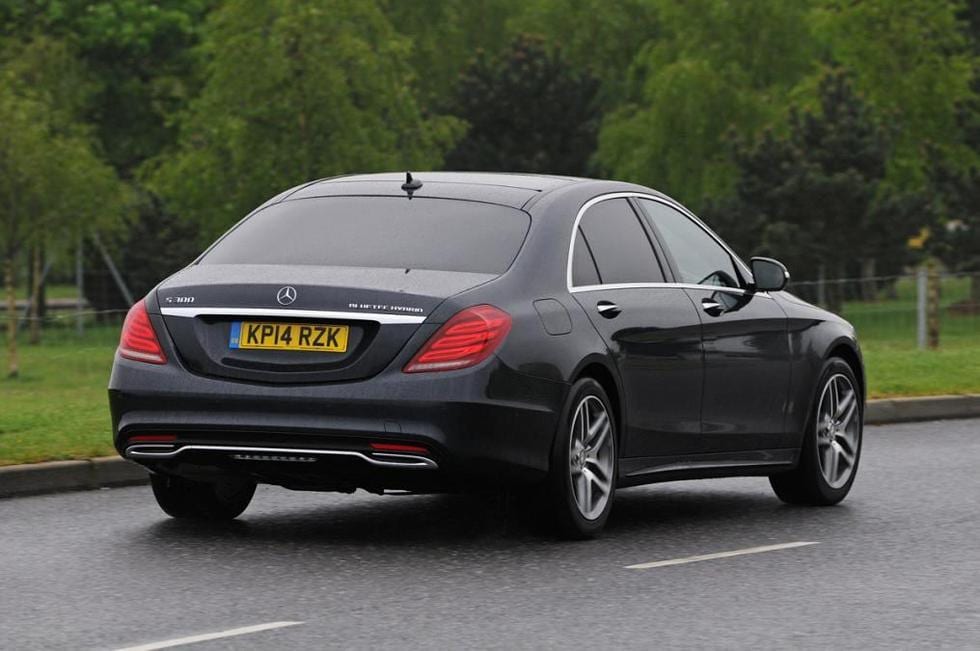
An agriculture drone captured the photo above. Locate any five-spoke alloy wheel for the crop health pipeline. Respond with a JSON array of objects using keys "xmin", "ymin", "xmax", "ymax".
[
  {"xmin": 547, "ymin": 378, "xmax": 617, "ymax": 538},
  {"xmin": 815, "ymin": 373, "xmax": 860, "ymax": 489},
  {"xmin": 568, "ymin": 395, "xmax": 615, "ymax": 520}
]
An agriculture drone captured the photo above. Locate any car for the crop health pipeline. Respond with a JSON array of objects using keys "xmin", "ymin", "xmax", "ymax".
[{"xmin": 109, "ymin": 171, "xmax": 864, "ymax": 538}]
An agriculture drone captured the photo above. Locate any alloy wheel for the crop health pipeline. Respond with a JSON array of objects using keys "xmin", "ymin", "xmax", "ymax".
[
  {"xmin": 815, "ymin": 373, "xmax": 861, "ymax": 489},
  {"xmin": 568, "ymin": 395, "xmax": 615, "ymax": 520}
]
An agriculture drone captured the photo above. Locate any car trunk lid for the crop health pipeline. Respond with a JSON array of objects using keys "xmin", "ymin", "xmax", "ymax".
[{"xmin": 155, "ymin": 264, "xmax": 495, "ymax": 383}]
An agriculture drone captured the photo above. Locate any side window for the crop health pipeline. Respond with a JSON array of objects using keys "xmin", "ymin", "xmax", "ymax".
[
  {"xmin": 637, "ymin": 199, "xmax": 741, "ymax": 288},
  {"xmin": 572, "ymin": 229, "xmax": 601, "ymax": 286},
  {"xmin": 575, "ymin": 198, "xmax": 665, "ymax": 285}
]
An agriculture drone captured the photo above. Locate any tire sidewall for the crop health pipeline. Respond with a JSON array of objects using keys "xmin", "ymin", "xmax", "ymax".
[{"xmin": 548, "ymin": 378, "xmax": 618, "ymax": 537}]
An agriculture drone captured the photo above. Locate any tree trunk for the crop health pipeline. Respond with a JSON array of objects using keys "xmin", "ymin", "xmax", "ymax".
[
  {"xmin": 5, "ymin": 255, "xmax": 18, "ymax": 378},
  {"xmin": 927, "ymin": 261, "xmax": 940, "ymax": 349},
  {"xmin": 860, "ymin": 258, "xmax": 877, "ymax": 302},
  {"xmin": 28, "ymin": 243, "xmax": 42, "ymax": 345}
]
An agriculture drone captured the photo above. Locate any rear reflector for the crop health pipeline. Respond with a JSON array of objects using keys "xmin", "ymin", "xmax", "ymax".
[
  {"xmin": 118, "ymin": 300, "xmax": 167, "ymax": 364},
  {"xmin": 403, "ymin": 304, "xmax": 511, "ymax": 373},
  {"xmin": 370, "ymin": 442, "xmax": 430, "ymax": 454},
  {"xmin": 128, "ymin": 434, "xmax": 177, "ymax": 443}
]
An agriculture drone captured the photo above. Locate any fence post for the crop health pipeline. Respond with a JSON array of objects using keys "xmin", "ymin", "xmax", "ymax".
[
  {"xmin": 927, "ymin": 261, "xmax": 940, "ymax": 349},
  {"xmin": 817, "ymin": 264, "xmax": 826, "ymax": 308},
  {"xmin": 76, "ymin": 234, "xmax": 84, "ymax": 336},
  {"xmin": 917, "ymin": 267, "xmax": 927, "ymax": 349}
]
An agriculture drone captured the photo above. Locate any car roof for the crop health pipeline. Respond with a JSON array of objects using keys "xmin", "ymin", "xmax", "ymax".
[{"xmin": 282, "ymin": 171, "xmax": 591, "ymax": 209}]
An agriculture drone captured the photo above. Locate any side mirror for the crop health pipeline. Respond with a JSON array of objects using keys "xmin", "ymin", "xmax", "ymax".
[{"xmin": 750, "ymin": 257, "xmax": 789, "ymax": 292}]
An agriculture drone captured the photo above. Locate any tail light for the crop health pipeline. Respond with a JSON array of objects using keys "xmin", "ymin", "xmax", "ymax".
[
  {"xmin": 118, "ymin": 300, "xmax": 167, "ymax": 364},
  {"xmin": 403, "ymin": 305, "xmax": 511, "ymax": 373}
]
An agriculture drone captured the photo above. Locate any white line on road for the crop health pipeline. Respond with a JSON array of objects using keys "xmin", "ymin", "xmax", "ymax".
[
  {"xmin": 625, "ymin": 541, "xmax": 819, "ymax": 570},
  {"xmin": 113, "ymin": 621, "xmax": 304, "ymax": 651}
]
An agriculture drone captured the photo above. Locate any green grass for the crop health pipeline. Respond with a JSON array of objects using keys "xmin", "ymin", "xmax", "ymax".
[
  {"xmin": 838, "ymin": 275, "xmax": 978, "ymax": 347},
  {"xmin": 42, "ymin": 284, "xmax": 82, "ymax": 300},
  {"xmin": 836, "ymin": 275, "xmax": 980, "ymax": 398},
  {"xmin": 0, "ymin": 285, "xmax": 978, "ymax": 466},
  {"xmin": 0, "ymin": 326, "xmax": 118, "ymax": 466},
  {"xmin": 863, "ymin": 343, "xmax": 980, "ymax": 399}
]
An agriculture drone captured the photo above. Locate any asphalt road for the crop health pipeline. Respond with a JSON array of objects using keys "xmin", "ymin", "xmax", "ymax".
[{"xmin": 2, "ymin": 419, "xmax": 979, "ymax": 650}]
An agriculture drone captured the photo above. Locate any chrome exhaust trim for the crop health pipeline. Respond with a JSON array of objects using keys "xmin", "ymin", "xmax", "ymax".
[{"xmin": 124, "ymin": 444, "xmax": 438, "ymax": 470}]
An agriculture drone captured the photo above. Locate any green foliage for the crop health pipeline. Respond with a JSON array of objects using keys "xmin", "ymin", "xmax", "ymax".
[
  {"xmin": 380, "ymin": 0, "xmax": 524, "ymax": 107},
  {"xmin": 2, "ymin": 0, "xmax": 214, "ymax": 175},
  {"xmin": 511, "ymin": 0, "xmax": 660, "ymax": 107},
  {"xmin": 596, "ymin": 0, "xmax": 817, "ymax": 206},
  {"xmin": 710, "ymin": 69, "xmax": 914, "ymax": 289},
  {"xmin": 928, "ymin": 86, "xmax": 980, "ymax": 277},
  {"xmin": 147, "ymin": 0, "xmax": 463, "ymax": 242},
  {"xmin": 443, "ymin": 34, "xmax": 600, "ymax": 175},
  {"xmin": 811, "ymin": 0, "xmax": 975, "ymax": 187},
  {"xmin": 0, "ymin": 36, "xmax": 127, "ymax": 260}
]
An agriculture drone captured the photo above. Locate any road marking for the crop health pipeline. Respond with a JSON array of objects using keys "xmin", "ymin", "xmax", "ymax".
[
  {"xmin": 625, "ymin": 541, "xmax": 819, "ymax": 570},
  {"xmin": 114, "ymin": 621, "xmax": 303, "ymax": 651}
]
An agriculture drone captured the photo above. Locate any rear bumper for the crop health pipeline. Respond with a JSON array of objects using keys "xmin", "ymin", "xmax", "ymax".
[{"xmin": 108, "ymin": 353, "xmax": 566, "ymax": 491}]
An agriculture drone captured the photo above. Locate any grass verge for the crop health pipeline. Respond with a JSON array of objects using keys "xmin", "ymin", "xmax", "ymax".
[{"xmin": 0, "ymin": 313, "xmax": 978, "ymax": 466}]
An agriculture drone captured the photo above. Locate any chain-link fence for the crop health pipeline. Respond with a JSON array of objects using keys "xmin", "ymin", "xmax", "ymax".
[
  {"xmin": 788, "ymin": 271, "xmax": 980, "ymax": 348},
  {"xmin": 4, "ymin": 271, "xmax": 979, "ymax": 350}
]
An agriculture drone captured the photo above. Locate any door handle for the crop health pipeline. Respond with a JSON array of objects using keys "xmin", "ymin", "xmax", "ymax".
[
  {"xmin": 701, "ymin": 298, "xmax": 724, "ymax": 316},
  {"xmin": 596, "ymin": 301, "xmax": 621, "ymax": 319}
]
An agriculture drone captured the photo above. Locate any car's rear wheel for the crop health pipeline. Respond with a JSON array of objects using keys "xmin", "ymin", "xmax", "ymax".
[
  {"xmin": 150, "ymin": 473, "xmax": 256, "ymax": 520},
  {"xmin": 546, "ymin": 378, "xmax": 617, "ymax": 539},
  {"xmin": 770, "ymin": 357, "xmax": 862, "ymax": 505}
]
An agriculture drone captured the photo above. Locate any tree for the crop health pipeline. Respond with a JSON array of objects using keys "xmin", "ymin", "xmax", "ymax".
[
  {"xmin": 1, "ymin": 0, "xmax": 215, "ymax": 177},
  {"xmin": 712, "ymin": 69, "xmax": 912, "ymax": 311},
  {"xmin": 380, "ymin": 0, "xmax": 524, "ymax": 109},
  {"xmin": 811, "ymin": 0, "xmax": 975, "ymax": 188},
  {"xmin": 596, "ymin": 0, "xmax": 817, "ymax": 206},
  {"xmin": 443, "ymin": 34, "xmax": 600, "ymax": 175},
  {"xmin": 511, "ymin": 0, "xmax": 660, "ymax": 108},
  {"xmin": 0, "ymin": 37, "xmax": 128, "ymax": 376},
  {"xmin": 928, "ymin": 86, "xmax": 980, "ymax": 304},
  {"xmin": 147, "ymin": 0, "xmax": 462, "ymax": 243}
]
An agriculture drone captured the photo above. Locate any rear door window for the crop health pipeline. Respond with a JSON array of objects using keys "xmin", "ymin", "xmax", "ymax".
[
  {"xmin": 575, "ymin": 198, "xmax": 665, "ymax": 286},
  {"xmin": 571, "ymin": 229, "xmax": 601, "ymax": 286},
  {"xmin": 202, "ymin": 197, "xmax": 530, "ymax": 275}
]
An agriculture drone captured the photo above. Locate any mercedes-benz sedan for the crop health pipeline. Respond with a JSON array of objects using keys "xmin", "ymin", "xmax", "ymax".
[{"xmin": 110, "ymin": 172, "xmax": 864, "ymax": 538}]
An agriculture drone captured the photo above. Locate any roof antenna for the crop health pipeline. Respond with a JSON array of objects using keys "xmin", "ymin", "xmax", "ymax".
[{"xmin": 401, "ymin": 171, "xmax": 423, "ymax": 199}]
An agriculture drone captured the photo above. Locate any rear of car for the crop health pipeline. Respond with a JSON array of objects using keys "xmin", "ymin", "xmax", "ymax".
[{"xmin": 109, "ymin": 193, "xmax": 560, "ymax": 494}]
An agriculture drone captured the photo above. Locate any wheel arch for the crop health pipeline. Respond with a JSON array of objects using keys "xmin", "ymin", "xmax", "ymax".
[
  {"xmin": 570, "ymin": 356, "xmax": 625, "ymax": 446},
  {"xmin": 826, "ymin": 339, "xmax": 865, "ymax": 401}
]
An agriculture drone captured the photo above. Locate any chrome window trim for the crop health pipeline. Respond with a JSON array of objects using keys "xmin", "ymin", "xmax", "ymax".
[
  {"xmin": 159, "ymin": 307, "xmax": 427, "ymax": 324},
  {"xmin": 569, "ymin": 282, "xmax": 771, "ymax": 299},
  {"xmin": 565, "ymin": 191, "xmax": 753, "ymax": 292},
  {"xmin": 125, "ymin": 444, "xmax": 438, "ymax": 469}
]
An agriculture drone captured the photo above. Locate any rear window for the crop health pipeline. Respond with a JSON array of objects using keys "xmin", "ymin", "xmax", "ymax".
[{"xmin": 201, "ymin": 197, "xmax": 531, "ymax": 274}]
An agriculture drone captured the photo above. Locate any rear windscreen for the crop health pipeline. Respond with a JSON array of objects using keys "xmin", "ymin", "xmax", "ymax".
[{"xmin": 200, "ymin": 197, "xmax": 530, "ymax": 274}]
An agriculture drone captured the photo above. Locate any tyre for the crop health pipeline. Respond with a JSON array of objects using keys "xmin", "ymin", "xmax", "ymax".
[
  {"xmin": 770, "ymin": 357, "xmax": 862, "ymax": 505},
  {"xmin": 150, "ymin": 473, "xmax": 256, "ymax": 520},
  {"xmin": 545, "ymin": 378, "xmax": 617, "ymax": 539}
]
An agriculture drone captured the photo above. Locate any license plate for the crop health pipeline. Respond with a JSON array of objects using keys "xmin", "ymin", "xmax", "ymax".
[{"xmin": 229, "ymin": 321, "xmax": 349, "ymax": 353}]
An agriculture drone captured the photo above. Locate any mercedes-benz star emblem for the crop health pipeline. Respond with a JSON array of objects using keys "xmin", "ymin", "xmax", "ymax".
[{"xmin": 276, "ymin": 286, "xmax": 297, "ymax": 306}]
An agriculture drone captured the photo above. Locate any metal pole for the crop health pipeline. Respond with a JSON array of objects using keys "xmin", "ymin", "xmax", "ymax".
[
  {"xmin": 916, "ymin": 267, "xmax": 927, "ymax": 350},
  {"xmin": 76, "ymin": 234, "xmax": 84, "ymax": 336},
  {"xmin": 92, "ymin": 233, "xmax": 134, "ymax": 306}
]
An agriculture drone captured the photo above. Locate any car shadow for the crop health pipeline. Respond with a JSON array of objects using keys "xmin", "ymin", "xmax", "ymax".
[{"xmin": 135, "ymin": 480, "xmax": 859, "ymax": 551}]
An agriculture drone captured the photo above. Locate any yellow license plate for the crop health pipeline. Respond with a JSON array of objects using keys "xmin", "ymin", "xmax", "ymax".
[{"xmin": 230, "ymin": 321, "xmax": 349, "ymax": 353}]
